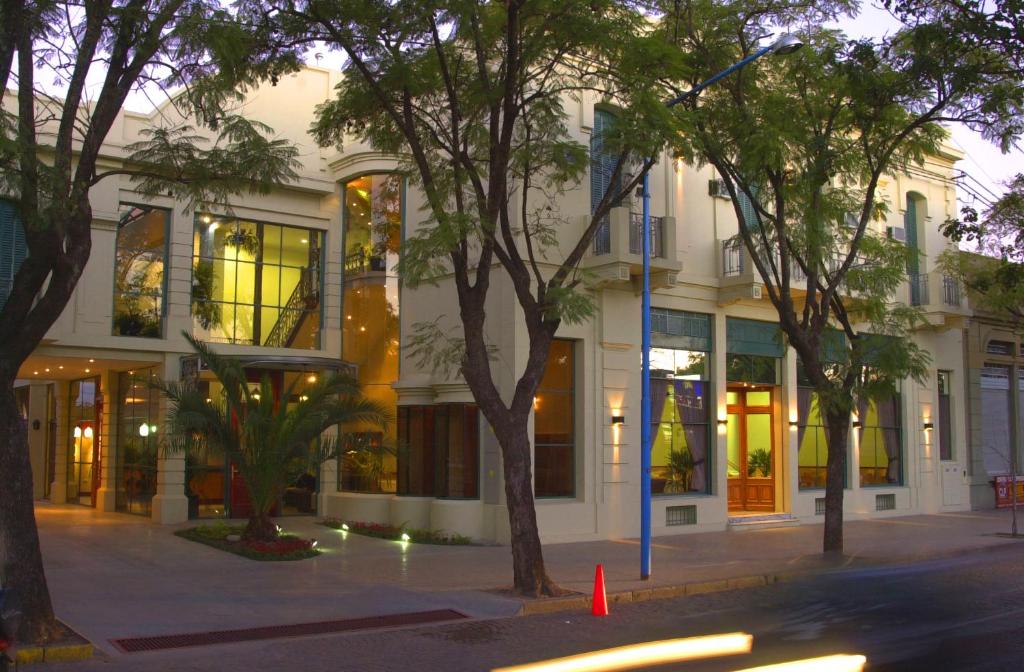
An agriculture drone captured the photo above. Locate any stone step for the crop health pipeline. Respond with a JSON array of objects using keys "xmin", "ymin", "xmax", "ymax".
[{"xmin": 727, "ymin": 513, "xmax": 800, "ymax": 530}]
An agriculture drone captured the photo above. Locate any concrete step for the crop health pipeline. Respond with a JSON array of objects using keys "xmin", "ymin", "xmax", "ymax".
[{"xmin": 727, "ymin": 513, "xmax": 800, "ymax": 530}]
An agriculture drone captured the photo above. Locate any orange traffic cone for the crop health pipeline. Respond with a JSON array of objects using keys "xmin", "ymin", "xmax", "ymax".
[{"xmin": 592, "ymin": 563, "xmax": 609, "ymax": 617}]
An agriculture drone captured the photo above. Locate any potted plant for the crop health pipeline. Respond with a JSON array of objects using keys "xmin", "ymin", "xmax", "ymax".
[
  {"xmin": 664, "ymin": 448, "xmax": 695, "ymax": 493},
  {"xmin": 748, "ymin": 448, "xmax": 772, "ymax": 478}
]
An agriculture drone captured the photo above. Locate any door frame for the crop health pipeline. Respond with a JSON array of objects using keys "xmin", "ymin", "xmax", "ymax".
[{"xmin": 727, "ymin": 385, "xmax": 777, "ymax": 512}]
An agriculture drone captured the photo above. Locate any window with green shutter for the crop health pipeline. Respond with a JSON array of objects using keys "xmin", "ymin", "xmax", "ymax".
[
  {"xmin": 0, "ymin": 199, "xmax": 28, "ymax": 310},
  {"xmin": 590, "ymin": 109, "xmax": 621, "ymax": 255}
]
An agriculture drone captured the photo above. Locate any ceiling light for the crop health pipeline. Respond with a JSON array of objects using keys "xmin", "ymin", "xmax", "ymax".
[
  {"xmin": 45, "ymin": 368, "xmax": 50, "ymax": 373},
  {"xmin": 89, "ymin": 358, "xmax": 95, "ymax": 363},
  {"xmin": 307, "ymin": 374, "xmax": 317, "ymax": 383},
  {"xmin": 85, "ymin": 368, "xmax": 91, "ymax": 373},
  {"xmin": 33, "ymin": 371, "xmax": 38, "ymax": 375}
]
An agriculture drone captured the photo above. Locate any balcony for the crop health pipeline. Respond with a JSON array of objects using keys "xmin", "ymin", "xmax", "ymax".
[
  {"xmin": 581, "ymin": 207, "xmax": 681, "ymax": 292},
  {"xmin": 718, "ymin": 239, "xmax": 767, "ymax": 305},
  {"xmin": 906, "ymin": 271, "xmax": 969, "ymax": 330}
]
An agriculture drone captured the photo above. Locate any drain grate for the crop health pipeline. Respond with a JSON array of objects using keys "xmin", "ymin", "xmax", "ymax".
[{"xmin": 110, "ymin": 609, "xmax": 468, "ymax": 653}]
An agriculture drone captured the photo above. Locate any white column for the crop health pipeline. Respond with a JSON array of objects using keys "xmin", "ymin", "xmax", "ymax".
[
  {"xmin": 152, "ymin": 355, "xmax": 188, "ymax": 523},
  {"xmin": 95, "ymin": 369, "xmax": 118, "ymax": 512}
]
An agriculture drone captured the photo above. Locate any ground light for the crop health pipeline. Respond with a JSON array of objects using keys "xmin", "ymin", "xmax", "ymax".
[{"xmin": 639, "ymin": 32, "xmax": 804, "ymax": 582}]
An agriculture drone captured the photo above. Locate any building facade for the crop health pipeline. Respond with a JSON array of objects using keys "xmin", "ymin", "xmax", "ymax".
[{"xmin": 6, "ymin": 67, "xmax": 978, "ymax": 542}]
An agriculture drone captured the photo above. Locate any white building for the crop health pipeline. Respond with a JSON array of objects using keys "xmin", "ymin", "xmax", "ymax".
[{"xmin": 5, "ymin": 67, "xmax": 975, "ymax": 542}]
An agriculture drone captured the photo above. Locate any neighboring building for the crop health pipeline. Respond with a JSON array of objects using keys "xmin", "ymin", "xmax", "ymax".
[
  {"xmin": 6, "ymin": 67, "xmax": 977, "ymax": 542},
  {"xmin": 963, "ymin": 313, "xmax": 1024, "ymax": 509}
]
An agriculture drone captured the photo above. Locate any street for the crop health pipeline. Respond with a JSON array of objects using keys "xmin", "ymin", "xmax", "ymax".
[{"xmin": 52, "ymin": 542, "xmax": 1024, "ymax": 671}]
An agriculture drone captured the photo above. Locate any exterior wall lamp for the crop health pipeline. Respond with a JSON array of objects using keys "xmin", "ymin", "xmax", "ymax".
[
  {"xmin": 611, "ymin": 415, "xmax": 626, "ymax": 426},
  {"xmin": 923, "ymin": 422, "xmax": 934, "ymax": 431}
]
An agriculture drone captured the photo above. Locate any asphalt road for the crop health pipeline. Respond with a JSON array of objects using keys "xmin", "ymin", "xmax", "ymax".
[{"xmin": 54, "ymin": 542, "xmax": 1024, "ymax": 671}]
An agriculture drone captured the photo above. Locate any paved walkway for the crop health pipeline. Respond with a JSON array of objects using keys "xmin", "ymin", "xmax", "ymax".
[{"xmin": 33, "ymin": 503, "xmax": 1021, "ymax": 658}]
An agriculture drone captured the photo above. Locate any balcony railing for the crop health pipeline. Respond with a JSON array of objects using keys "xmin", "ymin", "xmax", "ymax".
[
  {"xmin": 628, "ymin": 213, "xmax": 665, "ymax": 258},
  {"xmin": 942, "ymin": 274, "xmax": 962, "ymax": 307},
  {"xmin": 909, "ymin": 272, "xmax": 930, "ymax": 306},
  {"xmin": 721, "ymin": 239, "xmax": 745, "ymax": 276}
]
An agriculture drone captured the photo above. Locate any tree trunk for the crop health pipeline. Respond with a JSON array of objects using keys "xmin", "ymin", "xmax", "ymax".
[
  {"xmin": 242, "ymin": 513, "xmax": 277, "ymax": 542},
  {"xmin": 0, "ymin": 375, "xmax": 59, "ymax": 644},
  {"xmin": 498, "ymin": 420, "xmax": 562, "ymax": 596},
  {"xmin": 822, "ymin": 406, "xmax": 850, "ymax": 557}
]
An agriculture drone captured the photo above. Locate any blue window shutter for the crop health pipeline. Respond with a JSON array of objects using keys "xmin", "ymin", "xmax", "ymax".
[
  {"xmin": 0, "ymin": 199, "xmax": 28, "ymax": 310},
  {"xmin": 737, "ymin": 184, "xmax": 760, "ymax": 230},
  {"xmin": 590, "ymin": 109, "xmax": 622, "ymax": 254}
]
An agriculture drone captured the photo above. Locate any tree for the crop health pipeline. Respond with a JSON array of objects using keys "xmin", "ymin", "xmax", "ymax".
[
  {"xmin": 251, "ymin": 0, "xmax": 670, "ymax": 595},
  {"xmin": 940, "ymin": 174, "xmax": 1024, "ymax": 535},
  {"xmin": 158, "ymin": 333, "xmax": 389, "ymax": 541},
  {"xmin": 0, "ymin": 0, "xmax": 302, "ymax": 643},
  {"xmin": 655, "ymin": 0, "xmax": 1023, "ymax": 554}
]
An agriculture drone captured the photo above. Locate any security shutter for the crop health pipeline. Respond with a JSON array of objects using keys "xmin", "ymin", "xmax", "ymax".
[{"xmin": 590, "ymin": 109, "xmax": 621, "ymax": 254}]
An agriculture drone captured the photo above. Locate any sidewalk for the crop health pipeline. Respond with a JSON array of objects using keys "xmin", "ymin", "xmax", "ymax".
[{"xmin": 34, "ymin": 503, "xmax": 1022, "ymax": 657}]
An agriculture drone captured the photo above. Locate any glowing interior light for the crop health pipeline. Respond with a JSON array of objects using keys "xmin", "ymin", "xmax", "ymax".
[
  {"xmin": 89, "ymin": 358, "xmax": 95, "ymax": 363},
  {"xmin": 400, "ymin": 532, "xmax": 411, "ymax": 542},
  {"xmin": 307, "ymin": 374, "xmax": 317, "ymax": 383},
  {"xmin": 490, "ymin": 634, "xmax": 754, "ymax": 672},
  {"xmin": 139, "ymin": 423, "xmax": 150, "ymax": 437},
  {"xmin": 311, "ymin": 539, "xmax": 318, "ymax": 548},
  {"xmin": 340, "ymin": 523, "xmax": 349, "ymax": 531},
  {"xmin": 83, "ymin": 426, "xmax": 94, "ymax": 439},
  {"xmin": 73, "ymin": 426, "xmax": 82, "ymax": 438}
]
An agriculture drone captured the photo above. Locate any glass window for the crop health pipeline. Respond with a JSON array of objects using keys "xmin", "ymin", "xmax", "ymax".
[
  {"xmin": 115, "ymin": 369, "xmax": 160, "ymax": 515},
  {"xmin": 535, "ymin": 339, "xmax": 576, "ymax": 497},
  {"xmin": 67, "ymin": 377, "xmax": 100, "ymax": 506},
  {"xmin": 938, "ymin": 370, "xmax": 952, "ymax": 461},
  {"xmin": 858, "ymin": 394, "xmax": 902, "ymax": 486},
  {"xmin": 395, "ymin": 404, "xmax": 480, "ymax": 498},
  {"xmin": 651, "ymin": 374, "xmax": 710, "ymax": 496},
  {"xmin": 797, "ymin": 387, "xmax": 828, "ymax": 489},
  {"xmin": 113, "ymin": 205, "xmax": 168, "ymax": 337},
  {"xmin": 192, "ymin": 215, "xmax": 323, "ymax": 348},
  {"xmin": 341, "ymin": 174, "xmax": 403, "ymax": 493},
  {"xmin": 726, "ymin": 353, "xmax": 779, "ymax": 384}
]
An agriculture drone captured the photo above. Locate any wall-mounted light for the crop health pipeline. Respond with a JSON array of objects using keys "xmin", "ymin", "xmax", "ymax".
[
  {"xmin": 789, "ymin": 420, "xmax": 799, "ymax": 429},
  {"xmin": 851, "ymin": 420, "xmax": 861, "ymax": 428},
  {"xmin": 717, "ymin": 418, "xmax": 728, "ymax": 427},
  {"xmin": 611, "ymin": 415, "xmax": 625, "ymax": 426},
  {"xmin": 923, "ymin": 422, "xmax": 934, "ymax": 431}
]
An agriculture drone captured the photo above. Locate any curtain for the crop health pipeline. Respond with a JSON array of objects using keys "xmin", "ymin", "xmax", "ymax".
[
  {"xmin": 797, "ymin": 387, "xmax": 813, "ymax": 448},
  {"xmin": 677, "ymin": 381, "xmax": 707, "ymax": 492},
  {"xmin": 877, "ymin": 396, "xmax": 900, "ymax": 483}
]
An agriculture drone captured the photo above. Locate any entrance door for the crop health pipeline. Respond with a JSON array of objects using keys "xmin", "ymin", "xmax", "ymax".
[
  {"xmin": 727, "ymin": 387, "xmax": 776, "ymax": 512},
  {"xmin": 68, "ymin": 377, "xmax": 101, "ymax": 507}
]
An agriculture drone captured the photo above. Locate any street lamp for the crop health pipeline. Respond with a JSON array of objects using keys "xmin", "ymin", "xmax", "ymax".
[{"xmin": 640, "ymin": 33, "xmax": 803, "ymax": 581}]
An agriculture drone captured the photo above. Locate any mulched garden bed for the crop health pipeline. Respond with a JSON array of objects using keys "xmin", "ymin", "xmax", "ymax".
[
  {"xmin": 174, "ymin": 523, "xmax": 320, "ymax": 561},
  {"xmin": 320, "ymin": 518, "xmax": 472, "ymax": 545}
]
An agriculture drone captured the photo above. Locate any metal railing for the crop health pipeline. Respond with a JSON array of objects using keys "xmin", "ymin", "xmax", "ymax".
[
  {"xmin": 629, "ymin": 213, "xmax": 665, "ymax": 258},
  {"xmin": 263, "ymin": 267, "xmax": 319, "ymax": 348},
  {"xmin": 909, "ymin": 272, "xmax": 929, "ymax": 306},
  {"xmin": 593, "ymin": 217, "xmax": 611, "ymax": 255},
  {"xmin": 942, "ymin": 274, "xmax": 961, "ymax": 306},
  {"xmin": 721, "ymin": 239, "xmax": 745, "ymax": 276}
]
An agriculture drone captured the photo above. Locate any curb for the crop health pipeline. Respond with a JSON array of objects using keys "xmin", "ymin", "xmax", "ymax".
[
  {"xmin": 517, "ymin": 572, "xmax": 811, "ymax": 616},
  {"xmin": 15, "ymin": 642, "xmax": 94, "ymax": 666}
]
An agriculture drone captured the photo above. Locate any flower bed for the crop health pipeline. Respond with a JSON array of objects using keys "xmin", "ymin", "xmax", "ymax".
[
  {"xmin": 320, "ymin": 518, "xmax": 472, "ymax": 545},
  {"xmin": 174, "ymin": 523, "xmax": 320, "ymax": 561}
]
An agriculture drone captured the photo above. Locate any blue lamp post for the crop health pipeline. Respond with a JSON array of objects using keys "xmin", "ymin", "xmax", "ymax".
[{"xmin": 640, "ymin": 33, "xmax": 803, "ymax": 581}]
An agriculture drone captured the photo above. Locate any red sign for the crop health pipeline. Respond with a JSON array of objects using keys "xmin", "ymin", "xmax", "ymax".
[{"xmin": 994, "ymin": 475, "xmax": 1024, "ymax": 508}]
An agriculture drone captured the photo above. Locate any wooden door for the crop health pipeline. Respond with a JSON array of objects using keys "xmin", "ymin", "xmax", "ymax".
[{"xmin": 727, "ymin": 387, "xmax": 776, "ymax": 512}]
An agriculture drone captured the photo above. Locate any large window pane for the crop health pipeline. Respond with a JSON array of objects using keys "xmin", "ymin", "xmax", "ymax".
[
  {"xmin": 113, "ymin": 205, "xmax": 167, "ymax": 337},
  {"xmin": 191, "ymin": 214, "xmax": 322, "ymax": 348},
  {"xmin": 115, "ymin": 368, "xmax": 160, "ymax": 516},
  {"xmin": 797, "ymin": 387, "xmax": 828, "ymax": 489},
  {"xmin": 651, "ymin": 377, "xmax": 710, "ymax": 495},
  {"xmin": 341, "ymin": 174, "xmax": 403, "ymax": 493},
  {"xmin": 858, "ymin": 395, "xmax": 902, "ymax": 486},
  {"xmin": 535, "ymin": 339, "xmax": 575, "ymax": 497}
]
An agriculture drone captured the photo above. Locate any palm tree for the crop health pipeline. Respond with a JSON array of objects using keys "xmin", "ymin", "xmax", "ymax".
[{"xmin": 158, "ymin": 332, "xmax": 388, "ymax": 541}]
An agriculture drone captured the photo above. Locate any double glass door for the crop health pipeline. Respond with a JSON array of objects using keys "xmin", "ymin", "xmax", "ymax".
[
  {"xmin": 727, "ymin": 387, "xmax": 776, "ymax": 512},
  {"xmin": 68, "ymin": 377, "xmax": 101, "ymax": 506}
]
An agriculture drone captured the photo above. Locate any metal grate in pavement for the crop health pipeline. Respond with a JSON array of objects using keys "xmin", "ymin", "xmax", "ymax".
[{"xmin": 110, "ymin": 609, "xmax": 468, "ymax": 653}]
